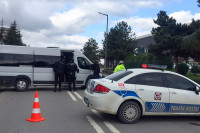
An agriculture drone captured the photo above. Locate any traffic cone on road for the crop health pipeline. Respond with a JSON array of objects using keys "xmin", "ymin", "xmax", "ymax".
[{"xmin": 26, "ymin": 91, "xmax": 46, "ymax": 122}]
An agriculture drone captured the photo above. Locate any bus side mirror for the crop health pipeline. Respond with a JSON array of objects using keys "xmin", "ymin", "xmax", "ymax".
[{"xmin": 195, "ymin": 86, "xmax": 200, "ymax": 95}]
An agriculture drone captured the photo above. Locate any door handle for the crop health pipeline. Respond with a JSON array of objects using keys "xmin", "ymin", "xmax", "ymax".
[
  {"xmin": 171, "ymin": 92, "xmax": 177, "ymax": 94},
  {"xmin": 139, "ymin": 89, "xmax": 144, "ymax": 91}
]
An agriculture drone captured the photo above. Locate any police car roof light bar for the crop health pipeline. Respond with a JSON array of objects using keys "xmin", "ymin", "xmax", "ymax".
[{"xmin": 142, "ymin": 64, "xmax": 167, "ymax": 70}]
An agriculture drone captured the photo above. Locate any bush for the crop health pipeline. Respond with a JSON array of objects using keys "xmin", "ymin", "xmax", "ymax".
[
  {"xmin": 191, "ymin": 66, "xmax": 200, "ymax": 75},
  {"xmin": 177, "ymin": 63, "xmax": 189, "ymax": 75}
]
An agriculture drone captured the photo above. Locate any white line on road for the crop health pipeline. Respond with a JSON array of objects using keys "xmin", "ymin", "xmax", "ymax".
[
  {"xmin": 91, "ymin": 109, "xmax": 120, "ymax": 133},
  {"xmin": 67, "ymin": 91, "xmax": 77, "ymax": 102},
  {"xmin": 91, "ymin": 109, "xmax": 103, "ymax": 119},
  {"xmin": 104, "ymin": 121, "xmax": 120, "ymax": 133},
  {"xmin": 86, "ymin": 116, "xmax": 105, "ymax": 133},
  {"xmin": 73, "ymin": 91, "xmax": 83, "ymax": 101}
]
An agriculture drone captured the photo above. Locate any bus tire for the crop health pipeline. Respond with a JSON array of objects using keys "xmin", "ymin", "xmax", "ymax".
[{"xmin": 14, "ymin": 79, "xmax": 29, "ymax": 91}]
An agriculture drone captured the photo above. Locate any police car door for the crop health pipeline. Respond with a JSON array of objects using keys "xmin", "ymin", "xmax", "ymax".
[
  {"xmin": 135, "ymin": 72, "xmax": 170, "ymax": 114},
  {"xmin": 164, "ymin": 73, "xmax": 200, "ymax": 114}
]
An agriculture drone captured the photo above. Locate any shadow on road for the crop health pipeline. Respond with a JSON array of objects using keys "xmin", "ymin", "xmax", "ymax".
[
  {"xmin": 0, "ymin": 86, "xmax": 84, "ymax": 92},
  {"xmin": 92, "ymin": 112, "xmax": 200, "ymax": 124}
]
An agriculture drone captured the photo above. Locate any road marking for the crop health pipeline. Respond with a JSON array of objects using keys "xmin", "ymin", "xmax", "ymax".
[
  {"xmin": 91, "ymin": 109, "xmax": 120, "ymax": 133},
  {"xmin": 104, "ymin": 121, "xmax": 120, "ymax": 133},
  {"xmin": 86, "ymin": 116, "xmax": 104, "ymax": 133},
  {"xmin": 67, "ymin": 91, "xmax": 77, "ymax": 102},
  {"xmin": 91, "ymin": 109, "xmax": 103, "ymax": 119},
  {"xmin": 73, "ymin": 91, "xmax": 83, "ymax": 101}
]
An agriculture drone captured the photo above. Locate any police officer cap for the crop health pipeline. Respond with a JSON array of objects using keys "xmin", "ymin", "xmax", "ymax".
[{"xmin": 119, "ymin": 60, "xmax": 123, "ymax": 64}]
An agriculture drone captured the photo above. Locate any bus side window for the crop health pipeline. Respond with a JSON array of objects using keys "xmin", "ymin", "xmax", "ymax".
[
  {"xmin": 34, "ymin": 55, "xmax": 60, "ymax": 67},
  {"xmin": 77, "ymin": 57, "xmax": 91, "ymax": 69}
]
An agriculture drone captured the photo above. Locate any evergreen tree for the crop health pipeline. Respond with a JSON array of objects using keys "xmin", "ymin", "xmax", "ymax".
[
  {"xmin": 5, "ymin": 21, "xmax": 24, "ymax": 46},
  {"xmin": 149, "ymin": 11, "xmax": 194, "ymax": 72},
  {"xmin": 198, "ymin": 0, "xmax": 200, "ymax": 7},
  {"xmin": 103, "ymin": 21, "xmax": 137, "ymax": 64},
  {"xmin": 182, "ymin": 23, "xmax": 200, "ymax": 61},
  {"xmin": 82, "ymin": 38, "xmax": 99, "ymax": 62}
]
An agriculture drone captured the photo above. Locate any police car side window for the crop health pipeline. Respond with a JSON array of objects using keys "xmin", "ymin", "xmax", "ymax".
[
  {"xmin": 136, "ymin": 73, "xmax": 164, "ymax": 87},
  {"xmin": 164, "ymin": 73, "xmax": 195, "ymax": 91},
  {"xmin": 125, "ymin": 75, "xmax": 139, "ymax": 84}
]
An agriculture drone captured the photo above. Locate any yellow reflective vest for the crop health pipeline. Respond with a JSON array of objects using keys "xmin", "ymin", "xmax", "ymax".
[{"xmin": 114, "ymin": 64, "xmax": 126, "ymax": 73}]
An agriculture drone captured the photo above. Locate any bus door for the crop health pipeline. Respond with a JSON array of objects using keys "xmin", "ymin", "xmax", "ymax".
[{"xmin": 76, "ymin": 57, "xmax": 92, "ymax": 85}]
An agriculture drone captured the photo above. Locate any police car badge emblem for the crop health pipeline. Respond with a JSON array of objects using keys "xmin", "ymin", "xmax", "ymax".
[{"xmin": 154, "ymin": 92, "xmax": 162, "ymax": 100}]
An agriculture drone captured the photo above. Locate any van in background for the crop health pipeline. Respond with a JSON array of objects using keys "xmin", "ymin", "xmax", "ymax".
[{"xmin": 0, "ymin": 45, "xmax": 96, "ymax": 91}]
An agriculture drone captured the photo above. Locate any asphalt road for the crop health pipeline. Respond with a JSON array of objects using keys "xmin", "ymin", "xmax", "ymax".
[{"xmin": 0, "ymin": 87, "xmax": 200, "ymax": 133}]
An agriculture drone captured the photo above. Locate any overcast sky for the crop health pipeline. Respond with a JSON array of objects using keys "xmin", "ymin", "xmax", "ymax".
[{"xmin": 0, "ymin": 0, "xmax": 200, "ymax": 49}]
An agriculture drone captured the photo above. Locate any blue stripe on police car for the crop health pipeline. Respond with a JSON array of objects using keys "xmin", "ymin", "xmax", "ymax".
[
  {"xmin": 146, "ymin": 102, "xmax": 200, "ymax": 113},
  {"xmin": 113, "ymin": 90, "xmax": 141, "ymax": 99}
]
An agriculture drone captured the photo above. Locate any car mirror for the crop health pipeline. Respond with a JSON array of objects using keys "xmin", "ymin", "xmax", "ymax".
[{"xmin": 195, "ymin": 86, "xmax": 200, "ymax": 95}]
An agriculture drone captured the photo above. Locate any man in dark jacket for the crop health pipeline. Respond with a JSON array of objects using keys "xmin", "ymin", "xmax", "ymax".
[
  {"xmin": 53, "ymin": 59, "xmax": 66, "ymax": 92},
  {"xmin": 67, "ymin": 59, "xmax": 79, "ymax": 91},
  {"xmin": 91, "ymin": 58, "xmax": 100, "ymax": 79}
]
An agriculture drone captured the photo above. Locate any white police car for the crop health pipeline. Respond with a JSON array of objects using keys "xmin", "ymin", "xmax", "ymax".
[{"xmin": 84, "ymin": 64, "xmax": 200, "ymax": 124}]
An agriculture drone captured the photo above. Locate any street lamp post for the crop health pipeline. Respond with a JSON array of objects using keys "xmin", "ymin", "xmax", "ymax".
[{"xmin": 98, "ymin": 12, "xmax": 108, "ymax": 68}]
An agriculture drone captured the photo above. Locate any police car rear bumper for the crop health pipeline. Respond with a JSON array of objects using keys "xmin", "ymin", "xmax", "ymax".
[{"xmin": 84, "ymin": 89, "xmax": 120, "ymax": 115}]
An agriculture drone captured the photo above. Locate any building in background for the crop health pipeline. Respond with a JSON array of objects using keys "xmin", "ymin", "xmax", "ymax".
[
  {"xmin": 135, "ymin": 33, "xmax": 198, "ymax": 66},
  {"xmin": 136, "ymin": 34, "xmax": 155, "ymax": 54},
  {"xmin": 0, "ymin": 27, "xmax": 9, "ymax": 38}
]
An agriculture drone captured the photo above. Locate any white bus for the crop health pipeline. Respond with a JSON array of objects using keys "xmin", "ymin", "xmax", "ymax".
[{"xmin": 0, "ymin": 45, "xmax": 98, "ymax": 91}]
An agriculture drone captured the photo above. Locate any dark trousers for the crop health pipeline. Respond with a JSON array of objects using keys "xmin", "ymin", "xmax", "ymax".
[
  {"xmin": 68, "ymin": 74, "xmax": 76, "ymax": 91},
  {"xmin": 55, "ymin": 73, "xmax": 64, "ymax": 91}
]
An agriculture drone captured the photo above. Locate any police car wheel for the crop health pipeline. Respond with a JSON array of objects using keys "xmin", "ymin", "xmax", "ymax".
[
  {"xmin": 118, "ymin": 101, "xmax": 141, "ymax": 124},
  {"xmin": 14, "ymin": 79, "xmax": 28, "ymax": 91}
]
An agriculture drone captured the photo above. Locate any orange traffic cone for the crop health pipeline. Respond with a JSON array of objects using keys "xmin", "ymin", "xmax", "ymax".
[{"xmin": 26, "ymin": 91, "xmax": 46, "ymax": 122}]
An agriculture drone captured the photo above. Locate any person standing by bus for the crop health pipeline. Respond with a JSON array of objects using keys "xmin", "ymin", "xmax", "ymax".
[
  {"xmin": 53, "ymin": 59, "xmax": 66, "ymax": 92},
  {"xmin": 67, "ymin": 59, "xmax": 79, "ymax": 91},
  {"xmin": 91, "ymin": 58, "xmax": 100, "ymax": 79}
]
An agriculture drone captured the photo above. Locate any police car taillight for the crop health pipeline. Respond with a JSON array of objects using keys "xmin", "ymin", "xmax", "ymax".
[
  {"xmin": 142, "ymin": 64, "xmax": 148, "ymax": 68},
  {"xmin": 142, "ymin": 64, "xmax": 167, "ymax": 70},
  {"xmin": 94, "ymin": 85, "xmax": 110, "ymax": 93}
]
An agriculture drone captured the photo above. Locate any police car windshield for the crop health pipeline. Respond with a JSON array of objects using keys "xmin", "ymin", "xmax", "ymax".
[{"xmin": 105, "ymin": 70, "xmax": 133, "ymax": 81}]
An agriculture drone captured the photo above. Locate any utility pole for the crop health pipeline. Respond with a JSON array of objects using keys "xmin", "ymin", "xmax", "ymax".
[{"xmin": 98, "ymin": 12, "xmax": 108, "ymax": 68}]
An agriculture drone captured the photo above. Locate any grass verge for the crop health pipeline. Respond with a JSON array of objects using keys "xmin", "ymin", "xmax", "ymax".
[{"xmin": 186, "ymin": 72, "xmax": 200, "ymax": 84}]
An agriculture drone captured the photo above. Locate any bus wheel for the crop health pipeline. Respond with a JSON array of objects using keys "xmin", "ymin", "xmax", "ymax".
[{"xmin": 14, "ymin": 79, "xmax": 28, "ymax": 91}]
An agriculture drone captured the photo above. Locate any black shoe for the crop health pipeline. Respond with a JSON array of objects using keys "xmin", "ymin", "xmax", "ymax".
[
  {"xmin": 69, "ymin": 89, "xmax": 72, "ymax": 91},
  {"xmin": 73, "ymin": 89, "xmax": 77, "ymax": 91},
  {"xmin": 54, "ymin": 90, "xmax": 56, "ymax": 92}
]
